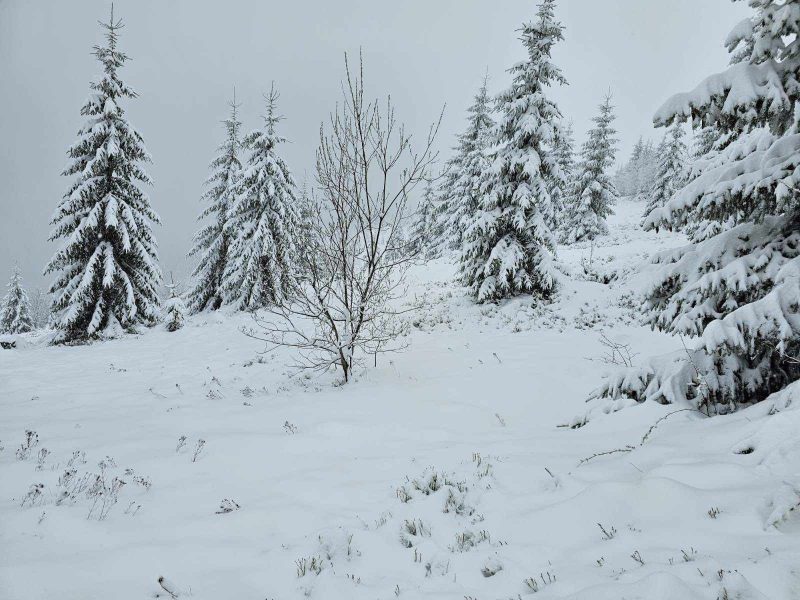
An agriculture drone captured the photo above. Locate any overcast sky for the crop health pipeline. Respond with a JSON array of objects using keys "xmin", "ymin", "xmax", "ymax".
[{"xmin": 0, "ymin": 0, "xmax": 748, "ymax": 292}]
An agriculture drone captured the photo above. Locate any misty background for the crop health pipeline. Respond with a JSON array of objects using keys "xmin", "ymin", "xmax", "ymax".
[{"xmin": 0, "ymin": 0, "xmax": 748, "ymax": 293}]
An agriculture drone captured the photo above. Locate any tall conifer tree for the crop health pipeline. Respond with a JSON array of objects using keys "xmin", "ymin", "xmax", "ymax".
[
  {"xmin": 45, "ymin": 8, "xmax": 161, "ymax": 342},
  {"xmin": 460, "ymin": 0, "xmax": 566, "ymax": 302},
  {"xmin": 222, "ymin": 84, "xmax": 301, "ymax": 310},
  {"xmin": 562, "ymin": 94, "xmax": 618, "ymax": 243},
  {"xmin": 187, "ymin": 92, "xmax": 243, "ymax": 312}
]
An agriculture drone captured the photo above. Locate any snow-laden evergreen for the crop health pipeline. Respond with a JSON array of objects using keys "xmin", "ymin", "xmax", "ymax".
[
  {"xmin": 45, "ymin": 9, "xmax": 161, "ymax": 343},
  {"xmin": 592, "ymin": 0, "xmax": 800, "ymax": 414},
  {"xmin": 561, "ymin": 95, "xmax": 618, "ymax": 244},
  {"xmin": 641, "ymin": 121, "xmax": 688, "ymax": 222},
  {"xmin": 615, "ymin": 136, "xmax": 658, "ymax": 199},
  {"xmin": 549, "ymin": 119, "xmax": 575, "ymax": 233},
  {"xmin": 684, "ymin": 125, "xmax": 736, "ymax": 242},
  {"xmin": 221, "ymin": 85, "xmax": 301, "ymax": 310},
  {"xmin": 163, "ymin": 277, "xmax": 186, "ymax": 332},
  {"xmin": 436, "ymin": 75, "xmax": 495, "ymax": 252},
  {"xmin": 460, "ymin": 0, "xmax": 566, "ymax": 302},
  {"xmin": 1, "ymin": 266, "xmax": 34, "ymax": 334},
  {"xmin": 187, "ymin": 94, "xmax": 243, "ymax": 313},
  {"xmin": 410, "ymin": 180, "xmax": 440, "ymax": 259}
]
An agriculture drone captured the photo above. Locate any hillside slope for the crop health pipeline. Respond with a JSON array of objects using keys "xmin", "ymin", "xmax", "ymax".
[{"xmin": 1, "ymin": 199, "xmax": 798, "ymax": 600}]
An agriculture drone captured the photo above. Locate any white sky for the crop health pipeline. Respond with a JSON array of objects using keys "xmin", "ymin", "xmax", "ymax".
[{"xmin": 0, "ymin": 0, "xmax": 749, "ymax": 291}]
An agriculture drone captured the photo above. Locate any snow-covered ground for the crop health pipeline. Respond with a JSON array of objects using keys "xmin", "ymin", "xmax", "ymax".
[{"xmin": 2, "ymin": 199, "xmax": 799, "ymax": 600}]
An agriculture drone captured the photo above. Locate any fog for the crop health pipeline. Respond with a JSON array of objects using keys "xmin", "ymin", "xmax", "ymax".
[{"xmin": 0, "ymin": 0, "xmax": 748, "ymax": 291}]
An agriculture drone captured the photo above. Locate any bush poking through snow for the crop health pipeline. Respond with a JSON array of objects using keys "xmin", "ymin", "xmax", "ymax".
[
  {"xmin": 597, "ymin": 523, "xmax": 617, "ymax": 540},
  {"xmin": 215, "ymin": 498, "xmax": 240, "ymax": 514},
  {"xmin": 525, "ymin": 571, "xmax": 556, "ymax": 593},
  {"xmin": 15, "ymin": 430, "xmax": 39, "ymax": 460},
  {"xmin": 21, "ymin": 483, "xmax": 45, "ymax": 508},
  {"xmin": 295, "ymin": 556, "xmax": 324, "ymax": 577}
]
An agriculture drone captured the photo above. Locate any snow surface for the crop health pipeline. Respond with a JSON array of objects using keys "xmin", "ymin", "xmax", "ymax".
[{"xmin": 2, "ymin": 199, "xmax": 799, "ymax": 599}]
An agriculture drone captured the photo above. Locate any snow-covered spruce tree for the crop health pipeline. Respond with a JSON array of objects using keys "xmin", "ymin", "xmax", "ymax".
[
  {"xmin": 614, "ymin": 137, "xmax": 644, "ymax": 197},
  {"xmin": 641, "ymin": 121, "xmax": 688, "ymax": 223},
  {"xmin": 460, "ymin": 0, "xmax": 566, "ymax": 303},
  {"xmin": 187, "ymin": 93, "xmax": 243, "ymax": 313},
  {"xmin": 615, "ymin": 137, "xmax": 658, "ymax": 199},
  {"xmin": 588, "ymin": 0, "xmax": 800, "ymax": 417},
  {"xmin": 1, "ymin": 266, "xmax": 34, "ymax": 334},
  {"xmin": 561, "ymin": 94, "xmax": 618, "ymax": 244},
  {"xmin": 684, "ymin": 125, "xmax": 738, "ymax": 242},
  {"xmin": 221, "ymin": 84, "xmax": 301, "ymax": 310},
  {"xmin": 45, "ymin": 9, "xmax": 161, "ymax": 343},
  {"xmin": 411, "ymin": 180, "xmax": 440, "ymax": 259},
  {"xmin": 437, "ymin": 75, "xmax": 495, "ymax": 252},
  {"xmin": 163, "ymin": 276, "xmax": 186, "ymax": 332},
  {"xmin": 550, "ymin": 119, "xmax": 575, "ymax": 233}
]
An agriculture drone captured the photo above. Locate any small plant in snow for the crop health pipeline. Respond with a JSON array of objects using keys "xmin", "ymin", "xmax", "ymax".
[
  {"xmin": 176, "ymin": 435, "xmax": 187, "ymax": 453},
  {"xmin": 525, "ymin": 570, "xmax": 556, "ymax": 593},
  {"xmin": 36, "ymin": 447, "xmax": 49, "ymax": 470},
  {"xmin": 283, "ymin": 421, "xmax": 298, "ymax": 434},
  {"xmin": 598, "ymin": 523, "xmax": 617, "ymax": 540},
  {"xmin": 192, "ymin": 439, "xmax": 206, "ymax": 462},
  {"xmin": 215, "ymin": 498, "xmax": 240, "ymax": 514},
  {"xmin": 681, "ymin": 547, "xmax": 697, "ymax": 562},
  {"xmin": 295, "ymin": 556, "xmax": 324, "ymax": 577},
  {"xmin": 708, "ymin": 506, "xmax": 721, "ymax": 519},
  {"xmin": 86, "ymin": 472, "xmax": 126, "ymax": 520},
  {"xmin": 133, "ymin": 474, "xmax": 152, "ymax": 490},
  {"xmin": 443, "ymin": 487, "xmax": 474, "ymax": 516},
  {"xmin": 16, "ymin": 430, "xmax": 39, "ymax": 460},
  {"xmin": 594, "ymin": 332, "xmax": 637, "ymax": 367},
  {"xmin": 400, "ymin": 518, "xmax": 430, "ymax": 547},
  {"xmin": 66, "ymin": 450, "xmax": 87, "ymax": 467},
  {"xmin": 21, "ymin": 483, "xmax": 45, "ymax": 507},
  {"xmin": 450, "ymin": 529, "xmax": 491, "ymax": 553},
  {"xmin": 630, "ymin": 550, "xmax": 645, "ymax": 566}
]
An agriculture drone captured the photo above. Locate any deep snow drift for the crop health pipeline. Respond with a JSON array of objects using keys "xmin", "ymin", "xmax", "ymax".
[{"xmin": 1, "ymin": 199, "xmax": 798, "ymax": 600}]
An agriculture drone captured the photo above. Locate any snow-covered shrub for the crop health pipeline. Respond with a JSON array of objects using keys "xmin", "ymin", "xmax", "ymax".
[{"xmin": 591, "ymin": 0, "xmax": 800, "ymax": 415}]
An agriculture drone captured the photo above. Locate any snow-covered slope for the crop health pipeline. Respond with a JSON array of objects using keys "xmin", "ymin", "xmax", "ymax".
[{"xmin": 1, "ymin": 199, "xmax": 798, "ymax": 600}]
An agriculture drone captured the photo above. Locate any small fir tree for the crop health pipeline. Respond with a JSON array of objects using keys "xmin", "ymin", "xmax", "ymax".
[
  {"xmin": 163, "ymin": 274, "xmax": 186, "ymax": 332},
  {"xmin": 1, "ymin": 266, "xmax": 34, "ymax": 334},
  {"xmin": 45, "ymin": 8, "xmax": 161, "ymax": 342},
  {"xmin": 411, "ymin": 179, "xmax": 440, "ymax": 259},
  {"xmin": 550, "ymin": 118, "xmax": 575, "ymax": 233}
]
